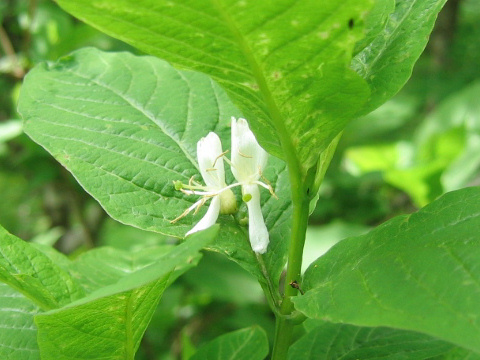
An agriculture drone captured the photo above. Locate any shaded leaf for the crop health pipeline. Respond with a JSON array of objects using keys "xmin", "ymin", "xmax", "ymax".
[
  {"xmin": 71, "ymin": 245, "xmax": 202, "ymax": 292},
  {"xmin": 289, "ymin": 321, "xmax": 454, "ymax": 360},
  {"xmin": 35, "ymin": 278, "xmax": 168, "ymax": 360},
  {"xmin": 0, "ymin": 225, "xmax": 84, "ymax": 310},
  {"xmin": 191, "ymin": 326, "xmax": 269, "ymax": 360},
  {"xmin": 0, "ymin": 283, "xmax": 40, "ymax": 360},
  {"xmin": 34, "ymin": 227, "xmax": 217, "ymax": 360}
]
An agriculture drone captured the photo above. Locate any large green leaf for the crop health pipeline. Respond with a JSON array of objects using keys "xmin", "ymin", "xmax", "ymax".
[
  {"xmin": 289, "ymin": 321, "xmax": 454, "ymax": 360},
  {"xmin": 35, "ymin": 278, "xmax": 168, "ymax": 360},
  {"xmin": 19, "ymin": 48, "xmax": 291, "ymax": 288},
  {"xmin": 71, "ymin": 245, "xmax": 202, "ymax": 293},
  {"xmin": 19, "ymin": 48, "xmax": 232, "ymax": 238},
  {"xmin": 190, "ymin": 326, "xmax": 269, "ymax": 360},
  {"xmin": 294, "ymin": 187, "xmax": 480, "ymax": 353},
  {"xmin": 353, "ymin": 0, "xmax": 447, "ymax": 113},
  {"xmin": 0, "ymin": 225, "xmax": 84, "ymax": 310},
  {"xmin": 0, "ymin": 283, "xmax": 40, "ymax": 360},
  {"xmin": 53, "ymin": 0, "xmax": 371, "ymax": 174},
  {"xmin": 34, "ymin": 226, "xmax": 217, "ymax": 360}
]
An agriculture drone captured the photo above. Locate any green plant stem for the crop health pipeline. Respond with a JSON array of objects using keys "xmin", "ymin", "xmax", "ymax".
[
  {"xmin": 271, "ymin": 196, "xmax": 310, "ymax": 360},
  {"xmin": 212, "ymin": 4, "xmax": 309, "ymax": 357}
]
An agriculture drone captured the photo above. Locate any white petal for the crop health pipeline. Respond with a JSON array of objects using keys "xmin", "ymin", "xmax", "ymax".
[
  {"xmin": 243, "ymin": 184, "xmax": 269, "ymax": 254},
  {"xmin": 197, "ymin": 132, "xmax": 226, "ymax": 189},
  {"xmin": 231, "ymin": 117, "xmax": 268, "ymax": 183},
  {"xmin": 186, "ymin": 196, "xmax": 221, "ymax": 236}
]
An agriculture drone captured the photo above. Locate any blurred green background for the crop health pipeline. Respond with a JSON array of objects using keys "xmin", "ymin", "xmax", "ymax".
[{"xmin": 1, "ymin": 0, "xmax": 479, "ymax": 358}]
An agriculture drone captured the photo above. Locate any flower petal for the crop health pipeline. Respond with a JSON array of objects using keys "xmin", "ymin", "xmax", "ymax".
[
  {"xmin": 231, "ymin": 117, "xmax": 268, "ymax": 183},
  {"xmin": 186, "ymin": 196, "xmax": 221, "ymax": 236},
  {"xmin": 197, "ymin": 132, "xmax": 226, "ymax": 189},
  {"xmin": 243, "ymin": 184, "xmax": 269, "ymax": 254}
]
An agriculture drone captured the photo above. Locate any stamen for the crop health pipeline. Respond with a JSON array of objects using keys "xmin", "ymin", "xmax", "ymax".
[
  {"xmin": 170, "ymin": 198, "xmax": 204, "ymax": 223},
  {"xmin": 238, "ymin": 150, "xmax": 252, "ymax": 158},
  {"xmin": 188, "ymin": 176, "xmax": 203, "ymax": 187},
  {"xmin": 212, "ymin": 150, "xmax": 229, "ymax": 167},
  {"xmin": 193, "ymin": 198, "xmax": 207, "ymax": 215}
]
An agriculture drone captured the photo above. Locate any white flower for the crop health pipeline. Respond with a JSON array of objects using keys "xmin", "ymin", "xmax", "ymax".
[
  {"xmin": 231, "ymin": 117, "xmax": 271, "ymax": 254},
  {"xmin": 171, "ymin": 119, "xmax": 275, "ymax": 254},
  {"xmin": 171, "ymin": 132, "xmax": 236, "ymax": 235}
]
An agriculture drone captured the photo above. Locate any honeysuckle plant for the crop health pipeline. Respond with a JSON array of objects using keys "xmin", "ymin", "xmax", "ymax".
[{"xmin": 4, "ymin": 1, "xmax": 480, "ymax": 360}]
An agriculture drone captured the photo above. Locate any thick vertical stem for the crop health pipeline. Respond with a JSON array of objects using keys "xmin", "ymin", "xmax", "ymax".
[
  {"xmin": 271, "ymin": 315, "xmax": 294, "ymax": 360},
  {"xmin": 271, "ymin": 195, "xmax": 309, "ymax": 360}
]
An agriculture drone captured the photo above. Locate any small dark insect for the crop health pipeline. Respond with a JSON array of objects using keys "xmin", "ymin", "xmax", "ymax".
[
  {"xmin": 306, "ymin": 187, "xmax": 310, "ymax": 195},
  {"xmin": 348, "ymin": 18, "xmax": 355, "ymax": 29},
  {"xmin": 289, "ymin": 280, "xmax": 305, "ymax": 295}
]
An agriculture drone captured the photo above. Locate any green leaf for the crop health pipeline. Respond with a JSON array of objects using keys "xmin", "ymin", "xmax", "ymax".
[
  {"xmin": 309, "ymin": 133, "xmax": 342, "ymax": 214},
  {"xmin": 19, "ymin": 48, "xmax": 291, "ymax": 289},
  {"xmin": 353, "ymin": 0, "xmax": 395, "ymax": 56},
  {"xmin": 0, "ymin": 283, "xmax": 40, "ymax": 360},
  {"xmin": 439, "ymin": 348, "xmax": 480, "ymax": 360},
  {"xmin": 19, "ymin": 48, "xmax": 234, "ymax": 238},
  {"xmin": 353, "ymin": 0, "xmax": 447, "ymax": 114},
  {"xmin": 0, "ymin": 225, "xmax": 84, "ymax": 310},
  {"xmin": 53, "ymin": 0, "xmax": 371, "ymax": 174},
  {"xmin": 34, "ymin": 227, "xmax": 217, "ymax": 360},
  {"xmin": 71, "ymin": 245, "xmax": 202, "ymax": 292},
  {"xmin": 289, "ymin": 321, "xmax": 454, "ymax": 360},
  {"xmin": 294, "ymin": 187, "xmax": 480, "ymax": 353},
  {"xmin": 190, "ymin": 326, "xmax": 269, "ymax": 360},
  {"xmin": 35, "ymin": 278, "xmax": 168, "ymax": 360}
]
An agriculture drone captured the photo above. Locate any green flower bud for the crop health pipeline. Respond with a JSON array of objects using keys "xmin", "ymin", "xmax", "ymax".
[
  {"xmin": 174, "ymin": 180, "xmax": 183, "ymax": 190},
  {"xmin": 242, "ymin": 193, "xmax": 252, "ymax": 202}
]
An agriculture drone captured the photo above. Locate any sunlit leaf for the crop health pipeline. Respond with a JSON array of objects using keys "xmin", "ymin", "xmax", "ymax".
[{"xmin": 54, "ymin": 0, "xmax": 371, "ymax": 174}]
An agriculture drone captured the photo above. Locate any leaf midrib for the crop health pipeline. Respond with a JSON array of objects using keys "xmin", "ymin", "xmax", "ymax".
[
  {"xmin": 210, "ymin": 0, "xmax": 303, "ymax": 201},
  {"xmin": 125, "ymin": 293, "xmax": 134, "ymax": 360}
]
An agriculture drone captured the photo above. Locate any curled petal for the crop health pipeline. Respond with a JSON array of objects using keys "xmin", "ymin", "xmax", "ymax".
[
  {"xmin": 243, "ymin": 184, "xmax": 269, "ymax": 254},
  {"xmin": 186, "ymin": 196, "xmax": 221, "ymax": 236},
  {"xmin": 197, "ymin": 132, "xmax": 226, "ymax": 189},
  {"xmin": 231, "ymin": 117, "xmax": 268, "ymax": 183}
]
